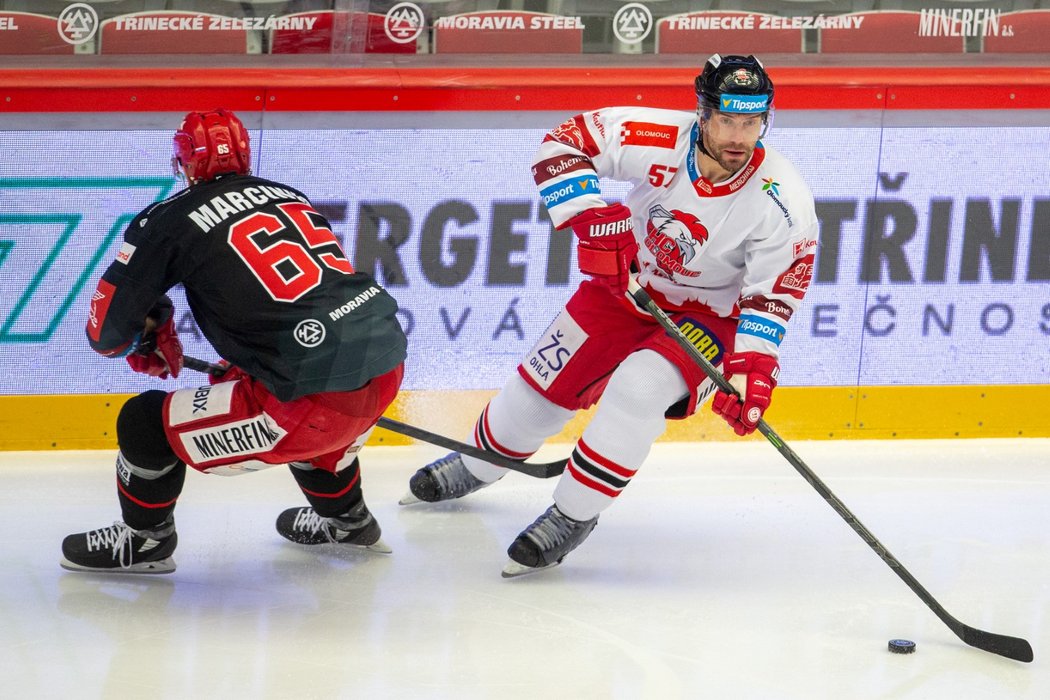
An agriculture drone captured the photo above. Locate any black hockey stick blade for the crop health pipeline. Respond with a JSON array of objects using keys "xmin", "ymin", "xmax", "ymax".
[
  {"xmin": 181, "ymin": 355, "xmax": 566, "ymax": 480},
  {"xmin": 625, "ymin": 278, "xmax": 1033, "ymax": 663}
]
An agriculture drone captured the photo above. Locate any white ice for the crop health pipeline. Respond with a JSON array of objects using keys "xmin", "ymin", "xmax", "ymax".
[{"xmin": 1, "ymin": 438, "xmax": 1047, "ymax": 699}]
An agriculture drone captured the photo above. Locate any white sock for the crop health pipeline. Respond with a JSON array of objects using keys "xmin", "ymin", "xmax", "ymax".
[
  {"xmin": 554, "ymin": 350, "xmax": 688, "ymax": 521},
  {"xmin": 462, "ymin": 374, "xmax": 575, "ymax": 482}
]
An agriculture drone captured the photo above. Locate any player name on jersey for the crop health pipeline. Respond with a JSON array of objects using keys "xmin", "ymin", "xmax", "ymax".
[{"xmin": 188, "ymin": 185, "xmax": 307, "ymax": 233}]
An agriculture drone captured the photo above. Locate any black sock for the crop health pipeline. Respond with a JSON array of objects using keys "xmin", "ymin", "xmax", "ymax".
[{"xmin": 288, "ymin": 459, "xmax": 363, "ymax": 517}]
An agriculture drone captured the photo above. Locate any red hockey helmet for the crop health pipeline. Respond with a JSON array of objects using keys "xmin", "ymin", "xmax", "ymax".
[{"xmin": 172, "ymin": 109, "xmax": 251, "ymax": 185}]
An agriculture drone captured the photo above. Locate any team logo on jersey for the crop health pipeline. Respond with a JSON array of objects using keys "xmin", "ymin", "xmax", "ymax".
[
  {"xmin": 294, "ymin": 319, "xmax": 326, "ymax": 347},
  {"xmin": 644, "ymin": 204, "xmax": 707, "ymax": 279},
  {"xmin": 620, "ymin": 122, "xmax": 678, "ymax": 149},
  {"xmin": 773, "ymin": 254, "xmax": 815, "ymax": 299}
]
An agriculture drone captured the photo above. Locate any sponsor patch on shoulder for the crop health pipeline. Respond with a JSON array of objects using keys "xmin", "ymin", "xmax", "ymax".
[
  {"xmin": 773, "ymin": 254, "xmax": 814, "ymax": 299},
  {"xmin": 115, "ymin": 242, "xmax": 136, "ymax": 264},
  {"xmin": 620, "ymin": 122, "xmax": 679, "ymax": 149}
]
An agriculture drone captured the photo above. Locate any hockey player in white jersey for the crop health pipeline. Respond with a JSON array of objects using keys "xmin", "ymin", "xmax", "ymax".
[{"xmin": 402, "ymin": 54, "xmax": 819, "ymax": 577}]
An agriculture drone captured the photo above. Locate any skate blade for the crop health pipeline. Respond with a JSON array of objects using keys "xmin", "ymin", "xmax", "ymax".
[
  {"xmin": 59, "ymin": 557, "xmax": 176, "ymax": 575},
  {"xmin": 356, "ymin": 537, "xmax": 392, "ymax": 554},
  {"xmin": 397, "ymin": 490, "xmax": 421, "ymax": 506},
  {"xmin": 501, "ymin": 558, "xmax": 560, "ymax": 579}
]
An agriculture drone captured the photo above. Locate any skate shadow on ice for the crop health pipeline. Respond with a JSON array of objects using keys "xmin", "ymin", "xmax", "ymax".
[{"xmin": 58, "ymin": 571, "xmax": 176, "ymax": 623}]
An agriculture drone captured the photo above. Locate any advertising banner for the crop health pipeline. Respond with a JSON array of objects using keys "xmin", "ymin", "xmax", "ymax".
[{"xmin": 1, "ymin": 123, "xmax": 1047, "ymax": 395}]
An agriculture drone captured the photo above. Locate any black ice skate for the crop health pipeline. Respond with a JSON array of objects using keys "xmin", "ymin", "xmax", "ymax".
[
  {"xmin": 502, "ymin": 504, "xmax": 598, "ymax": 578},
  {"xmin": 399, "ymin": 452, "xmax": 495, "ymax": 505},
  {"xmin": 275, "ymin": 501, "xmax": 391, "ymax": 553},
  {"xmin": 60, "ymin": 520, "xmax": 177, "ymax": 574}
]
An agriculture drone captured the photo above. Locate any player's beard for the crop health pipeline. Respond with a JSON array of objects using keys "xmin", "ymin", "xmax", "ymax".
[{"xmin": 706, "ymin": 135, "xmax": 754, "ymax": 173}]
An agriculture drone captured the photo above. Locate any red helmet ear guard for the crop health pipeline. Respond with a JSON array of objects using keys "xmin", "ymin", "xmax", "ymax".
[{"xmin": 173, "ymin": 109, "xmax": 251, "ymax": 185}]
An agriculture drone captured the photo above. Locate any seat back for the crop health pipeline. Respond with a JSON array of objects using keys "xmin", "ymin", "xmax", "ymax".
[
  {"xmin": 0, "ymin": 11, "xmax": 75, "ymax": 54},
  {"xmin": 268, "ymin": 10, "xmax": 416, "ymax": 54},
  {"xmin": 433, "ymin": 11, "xmax": 583, "ymax": 54},
  {"xmin": 820, "ymin": 11, "xmax": 966, "ymax": 53},
  {"xmin": 982, "ymin": 10, "xmax": 1050, "ymax": 53},
  {"xmin": 98, "ymin": 11, "xmax": 250, "ymax": 54},
  {"xmin": 657, "ymin": 11, "xmax": 804, "ymax": 54}
]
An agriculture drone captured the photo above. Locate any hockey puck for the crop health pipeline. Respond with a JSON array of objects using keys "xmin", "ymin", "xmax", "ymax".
[{"xmin": 888, "ymin": 639, "xmax": 916, "ymax": 654}]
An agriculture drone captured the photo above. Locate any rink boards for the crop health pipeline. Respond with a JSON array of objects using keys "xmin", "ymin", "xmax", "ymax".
[{"xmin": 1, "ymin": 65, "xmax": 1047, "ymax": 449}]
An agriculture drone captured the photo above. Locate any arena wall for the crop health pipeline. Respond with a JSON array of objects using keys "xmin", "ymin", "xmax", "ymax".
[{"xmin": 1, "ymin": 65, "xmax": 1048, "ymax": 449}]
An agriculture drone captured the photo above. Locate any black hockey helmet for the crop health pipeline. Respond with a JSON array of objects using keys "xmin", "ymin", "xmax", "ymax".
[{"xmin": 695, "ymin": 54, "xmax": 774, "ymax": 115}]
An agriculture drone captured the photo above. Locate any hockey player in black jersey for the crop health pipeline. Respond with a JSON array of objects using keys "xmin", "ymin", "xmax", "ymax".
[{"xmin": 62, "ymin": 109, "xmax": 407, "ymax": 574}]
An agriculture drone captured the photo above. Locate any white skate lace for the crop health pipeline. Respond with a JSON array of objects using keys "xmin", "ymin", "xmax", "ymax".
[
  {"xmin": 84, "ymin": 522, "xmax": 138, "ymax": 569},
  {"xmin": 293, "ymin": 507, "xmax": 372, "ymax": 543},
  {"xmin": 524, "ymin": 508, "xmax": 580, "ymax": 551},
  {"xmin": 292, "ymin": 508, "xmax": 341, "ymax": 543},
  {"xmin": 430, "ymin": 453, "xmax": 482, "ymax": 496}
]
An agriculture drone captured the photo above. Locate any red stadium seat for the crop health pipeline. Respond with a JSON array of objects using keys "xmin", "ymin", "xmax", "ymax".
[
  {"xmin": 433, "ymin": 11, "xmax": 583, "ymax": 54},
  {"xmin": 269, "ymin": 10, "xmax": 416, "ymax": 54},
  {"xmin": 98, "ymin": 11, "xmax": 250, "ymax": 54},
  {"xmin": 982, "ymin": 10, "xmax": 1050, "ymax": 53},
  {"xmin": 819, "ymin": 11, "xmax": 966, "ymax": 53},
  {"xmin": 657, "ymin": 11, "xmax": 804, "ymax": 54},
  {"xmin": 0, "ymin": 12, "xmax": 75, "ymax": 54}
]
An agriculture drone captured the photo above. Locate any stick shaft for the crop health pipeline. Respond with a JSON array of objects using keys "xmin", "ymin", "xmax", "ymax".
[
  {"xmin": 179, "ymin": 355, "xmax": 565, "ymax": 479},
  {"xmin": 626, "ymin": 278, "xmax": 1032, "ymax": 662}
]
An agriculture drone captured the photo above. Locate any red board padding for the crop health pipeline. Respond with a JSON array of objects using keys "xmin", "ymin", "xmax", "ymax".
[{"xmin": 0, "ymin": 66, "xmax": 1048, "ymax": 112}]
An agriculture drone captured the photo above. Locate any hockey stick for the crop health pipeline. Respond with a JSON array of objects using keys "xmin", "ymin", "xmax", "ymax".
[
  {"xmin": 180, "ymin": 355, "xmax": 566, "ymax": 479},
  {"xmin": 625, "ymin": 277, "xmax": 1033, "ymax": 663}
]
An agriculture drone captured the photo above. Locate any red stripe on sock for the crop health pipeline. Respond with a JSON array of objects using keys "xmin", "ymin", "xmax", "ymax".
[
  {"xmin": 567, "ymin": 460, "xmax": 621, "ymax": 498},
  {"xmin": 298, "ymin": 469, "xmax": 360, "ymax": 499},
  {"xmin": 476, "ymin": 406, "xmax": 533, "ymax": 459},
  {"xmin": 577, "ymin": 439, "xmax": 637, "ymax": 479},
  {"xmin": 116, "ymin": 479, "xmax": 178, "ymax": 509}
]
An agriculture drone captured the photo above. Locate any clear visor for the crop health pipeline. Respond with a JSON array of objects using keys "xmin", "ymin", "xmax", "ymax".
[{"xmin": 171, "ymin": 155, "xmax": 185, "ymax": 180}]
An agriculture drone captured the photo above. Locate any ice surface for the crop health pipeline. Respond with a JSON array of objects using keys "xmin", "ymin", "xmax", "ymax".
[{"xmin": 2, "ymin": 439, "xmax": 1047, "ymax": 699}]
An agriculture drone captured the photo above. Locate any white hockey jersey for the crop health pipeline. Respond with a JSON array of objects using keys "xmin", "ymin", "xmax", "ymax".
[{"xmin": 533, "ymin": 106, "xmax": 818, "ymax": 358}]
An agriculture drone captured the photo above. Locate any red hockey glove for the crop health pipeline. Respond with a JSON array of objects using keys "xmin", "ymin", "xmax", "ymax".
[
  {"xmin": 207, "ymin": 359, "xmax": 249, "ymax": 385},
  {"xmin": 127, "ymin": 316, "xmax": 183, "ymax": 379},
  {"xmin": 711, "ymin": 352, "xmax": 779, "ymax": 436},
  {"xmin": 568, "ymin": 203, "xmax": 639, "ymax": 296}
]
